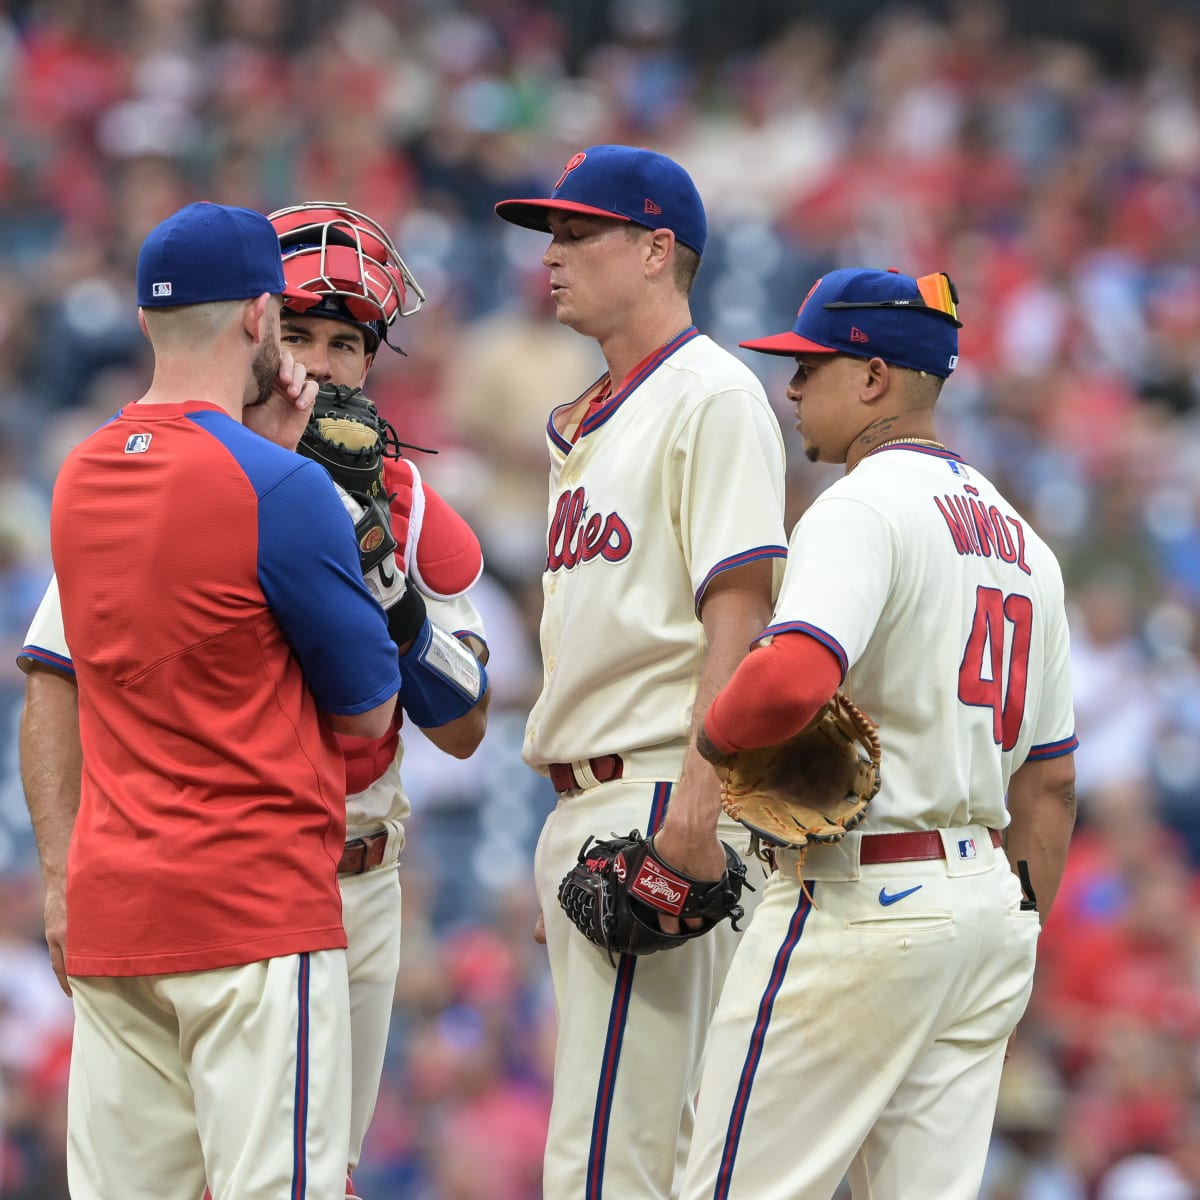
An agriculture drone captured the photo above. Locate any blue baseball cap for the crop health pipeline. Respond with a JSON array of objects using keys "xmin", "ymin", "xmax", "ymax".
[
  {"xmin": 137, "ymin": 201, "xmax": 322, "ymax": 309},
  {"xmin": 740, "ymin": 268, "xmax": 963, "ymax": 377},
  {"xmin": 495, "ymin": 144, "xmax": 707, "ymax": 256}
]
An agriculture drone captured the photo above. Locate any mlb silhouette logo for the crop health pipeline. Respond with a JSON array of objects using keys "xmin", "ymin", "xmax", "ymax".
[
  {"xmin": 152, "ymin": 282, "xmax": 172, "ymax": 298},
  {"xmin": 957, "ymin": 837, "xmax": 978, "ymax": 860},
  {"xmin": 124, "ymin": 433, "xmax": 153, "ymax": 455}
]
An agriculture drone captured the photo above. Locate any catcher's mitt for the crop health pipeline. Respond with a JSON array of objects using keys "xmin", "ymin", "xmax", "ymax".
[
  {"xmin": 558, "ymin": 831, "xmax": 749, "ymax": 964},
  {"xmin": 712, "ymin": 693, "xmax": 881, "ymax": 858},
  {"xmin": 298, "ymin": 383, "xmax": 402, "ymax": 503}
]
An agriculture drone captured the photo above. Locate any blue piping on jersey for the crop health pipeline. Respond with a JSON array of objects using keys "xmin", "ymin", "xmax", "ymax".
[
  {"xmin": 585, "ymin": 781, "xmax": 673, "ymax": 1198},
  {"xmin": 713, "ymin": 886, "xmax": 815, "ymax": 1198},
  {"xmin": 19, "ymin": 647, "xmax": 75, "ymax": 676},
  {"xmin": 1025, "ymin": 734, "xmax": 1079, "ymax": 760},
  {"xmin": 546, "ymin": 327, "xmax": 701, "ymax": 453},
  {"xmin": 695, "ymin": 546, "xmax": 788, "ymax": 615},
  {"xmin": 292, "ymin": 952, "xmax": 311, "ymax": 1200},
  {"xmin": 753, "ymin": 621, "xmax": 849, "ymax": 677}
]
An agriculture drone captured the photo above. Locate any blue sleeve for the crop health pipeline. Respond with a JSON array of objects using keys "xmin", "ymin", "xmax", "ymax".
[{"xmin": 258, "ymin": 460, "xmax": 401, "ymax": 714}]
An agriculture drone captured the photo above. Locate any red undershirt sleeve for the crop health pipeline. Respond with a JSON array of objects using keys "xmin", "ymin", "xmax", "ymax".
[{"xmin": 704, "ymin": 632, "xmax": 844, "ymax": 752}]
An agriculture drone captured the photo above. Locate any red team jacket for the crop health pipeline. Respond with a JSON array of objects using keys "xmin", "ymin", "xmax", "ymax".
[{"xmin": 50, "ymin": 401, "xmax": 401, "ymax": 977}]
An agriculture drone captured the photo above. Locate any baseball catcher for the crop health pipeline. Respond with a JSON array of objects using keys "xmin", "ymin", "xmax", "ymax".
[
  {"xmin": 558, "ymin": 830, "xmax": 750, "ymax": 964},
  {"xmin": 702, "ymin": 692, "xmax": 882, "ymax": 876}
]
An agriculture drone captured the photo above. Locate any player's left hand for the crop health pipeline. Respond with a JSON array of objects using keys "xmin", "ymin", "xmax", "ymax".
[
  {"xmin": 650, "ymin": 819, "xmax": 731, "ymax": 935},
  {"xmin": 244, "ymin": 347, "xmax": 317, "ymax": 450}
]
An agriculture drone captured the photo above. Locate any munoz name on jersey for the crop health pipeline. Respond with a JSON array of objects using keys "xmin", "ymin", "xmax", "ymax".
[{"xmin": 934, "ymin": 484, "xmax": 1031, "ymax": 575}]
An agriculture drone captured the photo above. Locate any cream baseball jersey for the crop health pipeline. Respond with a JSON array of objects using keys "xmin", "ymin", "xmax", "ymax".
[
  {"xmin": 760, "ymin": 442, "xmax": 1077, "ymax": 830},
  {"xmin": 523, "ymin": 328, "xmax": 788, "ymax": 771}
]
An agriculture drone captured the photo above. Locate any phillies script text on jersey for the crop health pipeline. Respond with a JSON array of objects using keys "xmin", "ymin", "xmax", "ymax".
[
  {"xmin": 547, "ymin": 487, "xmax": 633, "ymax": 571},
  {"xmin": 934, "ymin": 484, "xmax": 1031, "ymax": 575}
]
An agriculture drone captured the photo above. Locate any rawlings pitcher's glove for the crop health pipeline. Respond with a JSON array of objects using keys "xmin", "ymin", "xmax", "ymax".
[
  {"xmin": 558, "ymin": 831, "xmax": 748, "ymax": 964},
  {"xmin": 710, "ymin": 692, "xmax": 881, "ymax": 856},
  {"xmin": 298, "ymin": 382, "xmax": 400, "ymax": 503}
]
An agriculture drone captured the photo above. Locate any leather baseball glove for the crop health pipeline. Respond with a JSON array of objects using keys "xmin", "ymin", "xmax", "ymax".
[
  {"xmin": 557, "ymin": 831, "xmax": 749, "ymax": 964},
  {"xmin": 298, "ymin": 382, "xmax": 402, "ymax": 504},
  {"xmin": 709, "ymin": 693, "xmax": 882, "ymax": 855}
]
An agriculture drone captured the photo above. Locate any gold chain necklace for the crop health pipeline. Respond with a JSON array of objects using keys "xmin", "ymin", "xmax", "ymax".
[{"xmin": 868, "ymin": 436, "xmax": 948, "ymax": 453}]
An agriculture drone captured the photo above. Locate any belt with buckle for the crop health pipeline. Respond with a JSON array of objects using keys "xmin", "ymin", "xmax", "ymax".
[
  {"xmin": 338, "ymin": 830, "xmax": 390, "ymax": 876},
  {"xmin": 858, "ymin": 828, "xmax": 1002, "ymax": 865},
  {"xmin": 548, "ymin": 754, "xmax": 624, "ymax": 794}
]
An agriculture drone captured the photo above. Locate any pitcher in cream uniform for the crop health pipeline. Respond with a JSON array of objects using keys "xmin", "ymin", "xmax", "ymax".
[{"xmin": 496, "ymin": 145, "xmax": 788, "ymax": 1199}]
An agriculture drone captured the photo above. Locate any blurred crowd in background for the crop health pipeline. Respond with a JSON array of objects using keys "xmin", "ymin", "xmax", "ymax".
[{"xmin": 1, "ymin": 0, "xmax": 1200, "ymax": 1196}]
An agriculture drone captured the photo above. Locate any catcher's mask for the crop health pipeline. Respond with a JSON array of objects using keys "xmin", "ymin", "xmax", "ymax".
[{"xmin": 269, "ymin": 202, "xmax": 425, "ymax": 354}]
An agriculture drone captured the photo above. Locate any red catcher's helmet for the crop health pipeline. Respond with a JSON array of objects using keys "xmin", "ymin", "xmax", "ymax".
[{"xmin": 268, "ymin": 202, "xmax": 426, "ymax": 354}]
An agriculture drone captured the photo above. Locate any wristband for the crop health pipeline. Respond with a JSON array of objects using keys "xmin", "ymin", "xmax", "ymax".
[{"xmin": 398, "ymin": 618, "xmax": 487, "ymax": 728}]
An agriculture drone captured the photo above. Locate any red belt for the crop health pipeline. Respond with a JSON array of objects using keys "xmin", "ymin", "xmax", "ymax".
[
  {"xmin": 548, "ymin": 754, "xmax": 624, "ymax": 794},
  {"xmin": 858, "ymin": 828, "xmax": 1002, "ymax": 864},
  {"xmin": 338, "ymin": 830, "xmax": 390, "ymax": 876}
]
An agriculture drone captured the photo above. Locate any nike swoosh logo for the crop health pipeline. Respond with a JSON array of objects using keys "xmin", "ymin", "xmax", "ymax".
[{"xmin": 878, "ymin": 885, "xmax": 923, "ymax": 906}]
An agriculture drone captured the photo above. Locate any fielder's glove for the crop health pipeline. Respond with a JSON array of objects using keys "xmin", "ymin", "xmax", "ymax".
[
  {"xmin": 558, "ymin": 831, "xmax": 749, "ymax": 964},
  {"xmin": 707, "ymin": 692, "xmax": 882, "ymax": 858}
]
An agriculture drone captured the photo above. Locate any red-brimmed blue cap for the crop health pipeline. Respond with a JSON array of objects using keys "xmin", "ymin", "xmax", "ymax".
[
  {"xmin": 495, "ymin": 144, "xmax": 707, "ymax": 256},
  {"xmin": 740, "ymin": 268, "xmax": 963, "ymax": 377}
]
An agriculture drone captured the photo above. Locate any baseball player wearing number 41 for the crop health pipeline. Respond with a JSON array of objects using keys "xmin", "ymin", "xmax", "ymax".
[
  {"xmin": 678, "ymin": 267, "xmax": 1079, "ymax": 1200},
  {"xmin": 495, "ymin": 144, "xmax": 788, "ymax": 1200}
]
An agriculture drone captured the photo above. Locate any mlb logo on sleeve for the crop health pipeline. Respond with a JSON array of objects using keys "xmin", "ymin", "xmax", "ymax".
[
  {"xmin": 957, "ymin": 837, "xmax": 978, "ymax": 860},
  {"xmin": 124, "ymin": 433, "xmax": 153, "ymax": 455}
]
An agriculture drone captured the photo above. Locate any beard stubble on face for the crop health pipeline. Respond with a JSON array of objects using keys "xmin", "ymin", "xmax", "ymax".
[{"xmin": 247, "ymin": 336, "xmax": 282, "ymax": 408}]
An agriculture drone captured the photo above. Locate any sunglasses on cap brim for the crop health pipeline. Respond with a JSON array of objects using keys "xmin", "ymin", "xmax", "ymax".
[{"xmin": 822, "ymin": 272, "xmax": 963, "ymax": 328}]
